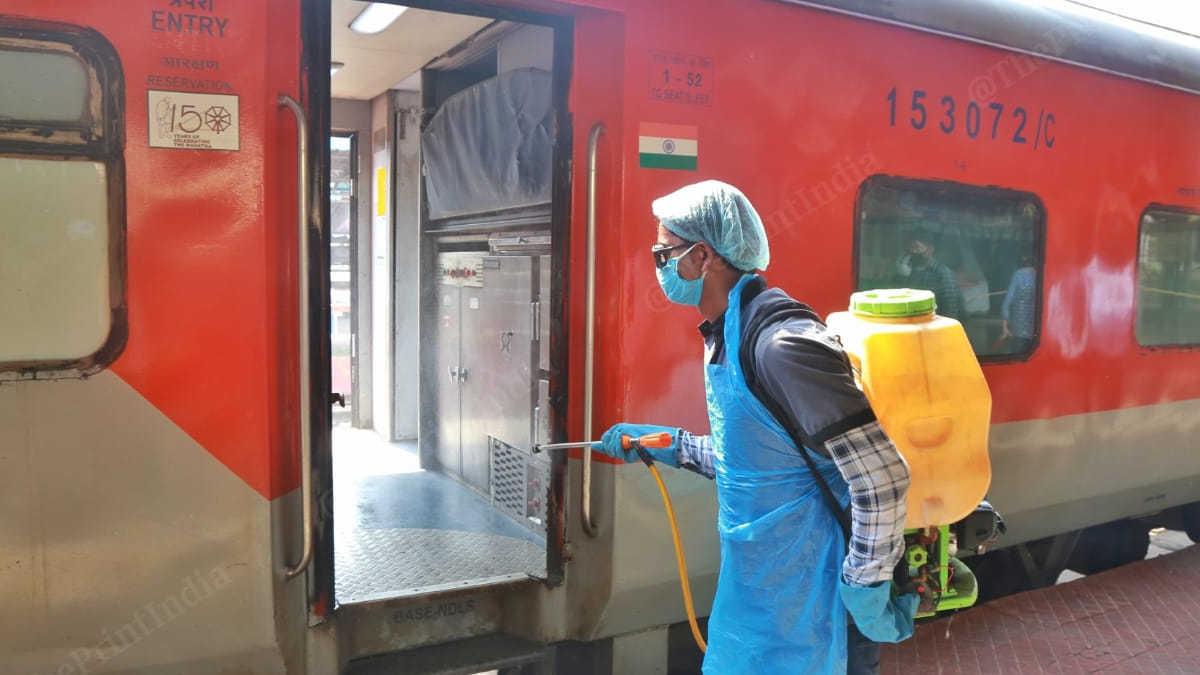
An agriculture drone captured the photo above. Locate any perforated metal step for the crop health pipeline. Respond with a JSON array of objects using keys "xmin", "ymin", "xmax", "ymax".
[
  {"xmin": 333, "ymin": 427, "xmax": 547, "ymax": 605},
  {"xmin": 336, "ymin": 527, "xmax": 544, "ymax": 604}
]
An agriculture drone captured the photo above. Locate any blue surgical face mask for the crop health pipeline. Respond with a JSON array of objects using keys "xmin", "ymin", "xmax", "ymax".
[{"xmin": 656, "ymin": 244, "xmax": 705, "ymax": 306}]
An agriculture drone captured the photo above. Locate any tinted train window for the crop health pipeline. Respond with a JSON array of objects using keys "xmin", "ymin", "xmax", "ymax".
[
  {"xmin": 1137, "ymin": 207, "xmax": 1200, "ymax": 346},
  {"xmin": 855, "ymin": 176, "xmax": 1044, "ymax": 360},
  {"xmin": 0, "ymin": 22, "xmax": 125, "ymax": 377}
]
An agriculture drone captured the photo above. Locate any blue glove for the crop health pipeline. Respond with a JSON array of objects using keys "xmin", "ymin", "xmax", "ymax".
[
  {"xmin": 591, "ymin": 423, "xmax": 680, "ymax": 467},
  {"xmin": 838, "ymin": 579, "xmax": 919, "ymax": 643}
]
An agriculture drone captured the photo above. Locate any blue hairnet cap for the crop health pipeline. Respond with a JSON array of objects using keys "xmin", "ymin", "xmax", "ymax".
[{"xmin": 651, "ymin": 180, "xmax": 770, "ymax": 271}]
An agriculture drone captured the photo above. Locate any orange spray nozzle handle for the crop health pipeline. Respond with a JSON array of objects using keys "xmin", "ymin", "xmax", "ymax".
[{"xmin": 621, "ymin": 431, "xmax": 673, "ymax": 450}]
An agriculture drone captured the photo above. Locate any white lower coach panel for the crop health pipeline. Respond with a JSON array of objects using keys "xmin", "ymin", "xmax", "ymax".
[
  {"xmin": 987, "ymin": 397, "xmax": 1200, "ymax": 544},
  {"xmin": 601, "ymin": 462, "xmax": 719, "ymax": 640},
  {"xmin": 0, "ymin": 372, "xmax": 287, "ymax": 674}
]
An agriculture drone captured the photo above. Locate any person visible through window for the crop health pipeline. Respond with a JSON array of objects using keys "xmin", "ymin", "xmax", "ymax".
[
  {"xmin": 897, "ymin": 235, "xmax": 964, "ymax": 321},
  {"xmin": 1000, "ymin": 252, "xmax": 1037, "ymax": 353}
]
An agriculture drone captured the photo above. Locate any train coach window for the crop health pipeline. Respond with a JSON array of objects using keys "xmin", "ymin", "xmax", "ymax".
[
  {"xmin": 0, "ymin": 50, "xmax": 89, "ymax": 122},
  {"xmin": 1137, "ymin": 207, "xmax": 1200, "ymax": 346},
  {"xmin": 0, "ymin": 23, "xmax": 125, "ymax": 377},
  {"xmin": 855, "ymin": 176, "xmax": 1044, "ymax": 360}
]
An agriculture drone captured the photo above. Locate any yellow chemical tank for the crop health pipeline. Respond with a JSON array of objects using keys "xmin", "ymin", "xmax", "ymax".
[{"xmin": 826, "ymin": 289, "xmax": 992, "ymax": 528}]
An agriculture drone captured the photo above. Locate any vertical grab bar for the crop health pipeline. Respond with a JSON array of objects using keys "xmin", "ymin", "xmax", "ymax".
[
  {"xmin": 582, "ymin": 123, "xmax": 605, "ymax": 538},
  {"xmin": 279, "ymin": 94, "xmax": 313, "ymax": 579}
]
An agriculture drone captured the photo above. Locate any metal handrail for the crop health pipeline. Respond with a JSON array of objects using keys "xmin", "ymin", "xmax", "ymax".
[
  {"xmin": 582, "ymin": 123, "xmax": 604, "ymax": 538},
  {"xmin": 279, "ymin": 94, "xmax": 313, "ymax": 579}
]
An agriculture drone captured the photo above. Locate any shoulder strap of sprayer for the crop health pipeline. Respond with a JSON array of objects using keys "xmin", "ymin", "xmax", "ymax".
[{"xmin": 737, "ymin": 278, "xmax": 853, "ymax": 547}]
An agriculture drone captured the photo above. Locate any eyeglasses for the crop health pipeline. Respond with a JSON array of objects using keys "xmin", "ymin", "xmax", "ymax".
[{"xmin": 651, "ymin": 242, "xmax": 696, "ymax": 269}]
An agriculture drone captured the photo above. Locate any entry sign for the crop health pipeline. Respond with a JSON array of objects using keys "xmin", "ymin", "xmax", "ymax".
[{"xmin": 148, "ymin": 90, "xmax": 240, "ymax": 151}]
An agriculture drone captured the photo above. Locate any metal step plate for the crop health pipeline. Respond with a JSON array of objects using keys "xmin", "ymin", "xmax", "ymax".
[{"xmin": 337, "ymin": 527, "xmax": 544, "ymax": 604}]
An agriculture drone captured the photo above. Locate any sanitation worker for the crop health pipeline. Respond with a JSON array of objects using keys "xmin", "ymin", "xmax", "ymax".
[{"xmin": 592, "ymin": 180, "xmax": 918, "ymax": 674}]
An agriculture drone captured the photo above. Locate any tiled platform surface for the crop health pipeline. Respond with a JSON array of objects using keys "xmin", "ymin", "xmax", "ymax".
[{"xmin": 882, "ymin": 544, "xmax": 1200, "ymax": 674}]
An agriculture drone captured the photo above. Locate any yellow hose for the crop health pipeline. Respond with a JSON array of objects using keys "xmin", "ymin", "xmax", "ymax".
[{"xmin": 647, "ymin": 463, "xmax": 707, "ymax": 653}]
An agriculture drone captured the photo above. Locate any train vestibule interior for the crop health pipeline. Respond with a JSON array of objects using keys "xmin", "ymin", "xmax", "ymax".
[{"xmin": 327, "ymin": 1, "xmax": 559, "ymax": 607}]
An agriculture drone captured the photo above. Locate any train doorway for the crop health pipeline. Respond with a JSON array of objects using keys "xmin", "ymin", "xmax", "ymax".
[{"xmin": 322, "ymin": 1, "xmax": 569, "ymax": 611}]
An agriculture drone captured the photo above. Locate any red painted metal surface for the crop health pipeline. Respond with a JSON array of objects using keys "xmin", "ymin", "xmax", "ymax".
[
  {"xmin": 564, "ymin": 0, "xmax": 1200, "ymax": 442},
  {"xmin": 882, "ymin": 546, "xmax": 1200, "ymax": 673},
  {"xmin": 4, "ymin": 1, "xmax": 302, "ymax": 498}
]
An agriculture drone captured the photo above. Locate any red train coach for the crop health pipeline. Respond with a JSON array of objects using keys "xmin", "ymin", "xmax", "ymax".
[{"xmin": 2, "ymin": 0, "xmax": 1199, "ymax": 672}]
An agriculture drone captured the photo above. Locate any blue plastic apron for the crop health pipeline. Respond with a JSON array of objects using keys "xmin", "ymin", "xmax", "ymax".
[{"xmin": 702, "ymin": 274, "xmax": 852, "ymax": 674}]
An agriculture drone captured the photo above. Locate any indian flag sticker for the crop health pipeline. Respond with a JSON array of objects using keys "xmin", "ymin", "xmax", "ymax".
[{"xmin": 639, "ymin": 122, "xmax": 698, "ymax": 171}]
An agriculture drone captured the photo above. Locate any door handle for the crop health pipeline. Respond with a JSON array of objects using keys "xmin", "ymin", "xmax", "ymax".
[
  {"xmin": 582, "ymin": 122, "xmax": 605, "ymax": 538},
  {"xmin": 279, "ymin": 94, "xmax": 313, "ymax": 580}
]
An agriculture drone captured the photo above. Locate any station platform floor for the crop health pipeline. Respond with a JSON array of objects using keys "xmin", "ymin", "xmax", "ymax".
[{"xmin": 882, "ymin": 532, "xmax": 1200, "ymax": 674}]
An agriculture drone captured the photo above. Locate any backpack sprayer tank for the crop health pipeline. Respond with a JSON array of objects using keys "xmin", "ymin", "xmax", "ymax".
[{"xmin": 828, "ymin": 289, "xmax": 993, "ymax": 616}]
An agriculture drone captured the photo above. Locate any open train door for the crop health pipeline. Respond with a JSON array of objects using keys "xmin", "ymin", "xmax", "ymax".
[{"xmin": 298, "ymin": 1, "xmax": 625, "ymax": 671}]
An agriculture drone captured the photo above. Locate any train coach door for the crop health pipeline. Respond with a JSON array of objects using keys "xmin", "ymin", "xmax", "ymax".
[{"xmin": 309, "ymin": 1, "xmax": 576, "ymax": 661}]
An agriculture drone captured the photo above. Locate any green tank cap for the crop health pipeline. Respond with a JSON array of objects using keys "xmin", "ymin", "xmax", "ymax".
[{"xmin": 851, "ymin": 289, "xmax": 936, "ymax": 317}]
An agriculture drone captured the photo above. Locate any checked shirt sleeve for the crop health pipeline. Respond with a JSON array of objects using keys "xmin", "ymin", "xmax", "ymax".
[
  {"xmin": 826, "ymin": 421, "xmax": 911, "ymax": 586},
  {"xmin": 677, "ymin": 431, "xmax": 716, "ymax": 480}
]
